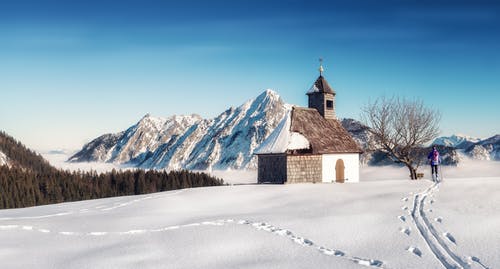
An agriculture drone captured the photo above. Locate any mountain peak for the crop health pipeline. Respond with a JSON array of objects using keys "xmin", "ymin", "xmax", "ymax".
[
  {"xmin": 252, "ymin": 89, "xmax": 282, "ymax": 106},
  {"xmin": 260, "ymin": 89, "xmax": 281, "ymax": 100},
  {"xmin": 451, "ymin": 134, "xmax": 480, "ymax": 141},
  {"xmin": 136, "ymin": 114, "xmax": 167, "ymax": 130},
  {"xmin": 433, "ymin": 134, "xmax": 481, "ymax": 148},
  {"xmin": 264, "ymin": 88, "xmax": 278, "ymax": 96}
]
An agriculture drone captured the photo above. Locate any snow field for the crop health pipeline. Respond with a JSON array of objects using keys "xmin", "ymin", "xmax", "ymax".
[{"xmin": 0, "ymin": 176, "xmax": 498, "ymax": 268}]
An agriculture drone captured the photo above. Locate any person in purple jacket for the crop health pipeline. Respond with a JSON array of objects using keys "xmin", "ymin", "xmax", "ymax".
[{"xmin": 428, "ymin": 145, "xmax": 441, "ymax": 181}]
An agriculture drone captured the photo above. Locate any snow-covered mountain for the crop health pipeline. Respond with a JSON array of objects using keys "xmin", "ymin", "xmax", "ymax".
[
  {"xmin": 70, "ymin": 90, "xmax": 499, "ymax": 169},
  {"xmin": 431, "ymin": 134, "xmax": 500, "ymax": 161},
  {"xmin": 340, "ymin": 119, "xmax": 499, "ymax": 165},
  {"xmin": 0, "ymin": 150, "xmax": 9, "ymax": 167},
  {"xmin": 464, "ymin": 134, "xmax": 500, "ymax": 161},
  {"xmin": 69, "ymin": 90, "xmax": 289, "ymax": 170},
  {"xmin": 432, "ymin": 135, "xmax": 480, "ymax": 149}
]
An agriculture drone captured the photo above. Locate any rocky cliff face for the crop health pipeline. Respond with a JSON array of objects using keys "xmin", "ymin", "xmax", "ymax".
[{"xmin": 0, "ymin": 151, "xmax": 9, "ymax": 167}]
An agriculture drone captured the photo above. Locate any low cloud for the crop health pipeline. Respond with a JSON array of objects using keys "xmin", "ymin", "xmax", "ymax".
[
  {"xmin": 42, "ymin": 151, "xmax": 499, "ymax": 183},
  {"xmin": 42, "ymin": 151, "xmax": 125, "ymax": 173},
  {"xmin": 361, "ymin": 159, "xmax": 500, "ymax": 181}
]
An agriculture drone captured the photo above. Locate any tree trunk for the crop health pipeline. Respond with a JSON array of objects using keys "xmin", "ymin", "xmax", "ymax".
[{"xmin": 406, "ymin": 164, "xmax": 418, "ymax": 180}]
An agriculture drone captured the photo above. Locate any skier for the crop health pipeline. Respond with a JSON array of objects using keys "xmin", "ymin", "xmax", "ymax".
[{"xmin": 428, "ymin": 145, "xmax": 441, "ymax": 182}]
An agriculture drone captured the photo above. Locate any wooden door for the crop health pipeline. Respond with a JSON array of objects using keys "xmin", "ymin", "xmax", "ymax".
[{"xmin": 335, "ymin": 159, "xmax": 345, "ymax": 183}]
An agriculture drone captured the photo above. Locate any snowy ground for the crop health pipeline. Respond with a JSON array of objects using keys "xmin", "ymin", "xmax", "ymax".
[
  {"xmin": 1, "ymin": 171, "xmax": 499, "ymax": 268},
  {"xmin": 27, "ymin": 151, "xmax": 499, "ymax": 268}
]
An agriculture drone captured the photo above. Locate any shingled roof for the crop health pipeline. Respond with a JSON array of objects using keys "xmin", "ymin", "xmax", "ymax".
[
  {"xmin": 256, "ymin": 107, "xmax": 362, "ymax": 155},
  {"xmin": 290, "ymin": 107, "xmax": 362, "ymax": 154},
  {"xmin": 307, "ymin": 75, "xmax": 335, "ymax": 95}
]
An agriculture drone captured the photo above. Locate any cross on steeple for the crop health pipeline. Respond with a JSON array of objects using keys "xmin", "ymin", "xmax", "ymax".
[{"xmin": 319, "ymin": 57, "xmax": 324, "ymax": 76}]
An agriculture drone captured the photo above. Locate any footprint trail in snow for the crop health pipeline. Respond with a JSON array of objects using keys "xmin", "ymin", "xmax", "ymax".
[
  {"xmin": 0, "ymin": 218, "xmax": 388, "ymax": 268},
  {"xmin": 0, "ymin": 190, "xmax": 184, "ymax": 223}
]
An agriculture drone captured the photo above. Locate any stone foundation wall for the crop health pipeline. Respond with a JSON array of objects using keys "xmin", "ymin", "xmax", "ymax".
[
  {"xmin": 286, "ymin": 155, "xmax": 322, "ymax": 183},
  {"xmin": 257, "ymin": 154, "xmax": 287, "ymax": 184}
]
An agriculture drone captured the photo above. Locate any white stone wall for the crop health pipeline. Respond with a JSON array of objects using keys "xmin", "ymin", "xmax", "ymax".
[{"xmin": 322, "ymin": 153, "xmax": 360, "ymax": 183}]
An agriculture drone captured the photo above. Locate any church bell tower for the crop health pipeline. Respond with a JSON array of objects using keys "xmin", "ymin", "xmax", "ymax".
[{"xmin": 306, "ymin": 59, "xmax": 336, "ymax": 120}]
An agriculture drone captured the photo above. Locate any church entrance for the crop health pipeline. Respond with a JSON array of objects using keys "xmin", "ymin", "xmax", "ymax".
[{"xmin": 335, "ymin": 159, "xmax": 345, "ymax": 183}]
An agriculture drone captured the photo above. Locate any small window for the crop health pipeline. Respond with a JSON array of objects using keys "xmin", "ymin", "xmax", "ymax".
[{"xmin": 326, "ymin": 100, "xmax": 333, "ymax": 109}]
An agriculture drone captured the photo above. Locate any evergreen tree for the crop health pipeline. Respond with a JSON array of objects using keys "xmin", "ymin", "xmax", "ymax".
[{"xmin": 0, "ymin": 131, "xmax": 223, "ymax": 209}]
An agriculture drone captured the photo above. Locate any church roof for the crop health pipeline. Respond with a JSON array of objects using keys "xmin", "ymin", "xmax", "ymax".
[
  {"xmin": 255, "ymin": 107, "xmax": 362, "ymax": 155},
  {"xmin": 307, "ymin": 75, "xmax": 335, "ymax": 95},
  {"xmin": 291, "ymin": 107, "xmax": 362, "ymax": 154},
  {"xmin": 254, "ymin": 110, "xmax": 311, "ymax": 155}
]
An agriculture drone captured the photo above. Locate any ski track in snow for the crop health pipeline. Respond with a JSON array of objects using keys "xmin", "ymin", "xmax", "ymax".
[
  {"xmin": 408, "ymin": 181, "xmax": 488, "ymax": 269},
  {"xmin": 0, "ymin": 218, "xmax": 388, "ymax": 268},
  {"xmin": 99, "ymin": 195, "xmax": 154, "ymax": 211},
  {"xmin": 0, "ymin": 190, "xmax": 184, "ymax": 222},
  {"xmin": 0, "ymin": 212, "xmax": 72, "ymax": 221},
  {"xmin": 99, "ymin": 190, "xmax": 183, "ymax": 211}
]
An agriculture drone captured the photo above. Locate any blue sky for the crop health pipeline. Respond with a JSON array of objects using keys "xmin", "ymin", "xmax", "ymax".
[{"xmin": 0, "ymin": 0, "xmax": 499, "ymax": 151}]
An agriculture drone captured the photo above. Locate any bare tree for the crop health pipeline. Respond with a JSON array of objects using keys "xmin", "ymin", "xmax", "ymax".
[{"xmin": 362, "ymin": 96, "xmax": 441, "ymax": 180}]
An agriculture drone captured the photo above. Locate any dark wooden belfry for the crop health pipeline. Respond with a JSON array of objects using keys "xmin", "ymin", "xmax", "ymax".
[{"xmin": 307, "ymin": 59, "xmax": 336, "ymax": 120}]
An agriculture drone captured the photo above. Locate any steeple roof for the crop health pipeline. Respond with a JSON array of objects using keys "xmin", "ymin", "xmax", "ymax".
[{"xmin": 307, "ymin": 75, "xmax": 335, "ymax": 95}]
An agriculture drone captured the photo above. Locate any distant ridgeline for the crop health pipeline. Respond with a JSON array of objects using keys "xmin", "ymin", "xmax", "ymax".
[{"xmin": 0, "ymin": 131, "xmax": 223, "ymax": 209}]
